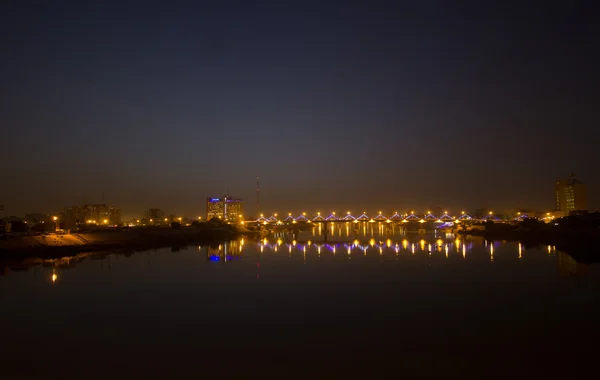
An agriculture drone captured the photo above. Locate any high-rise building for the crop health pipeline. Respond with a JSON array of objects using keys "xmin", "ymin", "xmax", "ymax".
[
  {"xmin": 555, "ymin": 174, "xmax": 588, "ymax": 215},
  {"xmin": 206, "ymin": 196, "xmax": 243, "ymax": 222},
  {"xmin": 224, "ymin": 196, "xmax": 243, "ymax": 222}
]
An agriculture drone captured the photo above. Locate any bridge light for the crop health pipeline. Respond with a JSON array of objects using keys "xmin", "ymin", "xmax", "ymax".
[
  {"xmin": 489, "ymin": 211, "xmax": 493, "ymax": 215},
  {"xmin": 461, "ymin": 211, "xmax": 465, "ymax": 214},
  {"xmin": 289, "ymin": 213, "xmax": 292, "ymax": 216},
  {"xmin": 332, "ymin": 211, "xmax": 336, "ymax": 215},
  {"xmin": 444, "ymin": 211, "xmax": 448, "ymax": 214},
  {"xmin": 347, "ymin": 211, "xmax": 351, "ymax": 215}
]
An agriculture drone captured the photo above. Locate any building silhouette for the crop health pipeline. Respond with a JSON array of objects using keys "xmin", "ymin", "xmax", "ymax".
[
  {"xmin": 65, "ymin": 204, "xmax": 121, "ymax": 227},
  {"xmin": 144, "ymin": 208, "xmax": 164, "ymax": 220},
  {"xmin": 555, "ymin": 174, "xmax": 588, "ymax": 215}
]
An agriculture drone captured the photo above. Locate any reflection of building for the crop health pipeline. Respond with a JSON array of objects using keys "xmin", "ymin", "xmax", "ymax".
[
  {"xmin": 206, "ymin": 196, "xmax": 243, "ymax": 222},
  {"xmin": 555, "ymin": 174, "xmax": 588, "ymax": 215},
  {"xmin": 203, "ymin": 240, "xmax": 243, "ymax": 262},
  {"xmin": 558, "ymin": 252, "xmax": 588, "ymax": 277}
]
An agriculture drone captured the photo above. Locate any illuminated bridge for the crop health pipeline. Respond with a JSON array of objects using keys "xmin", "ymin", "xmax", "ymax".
[{"xmin": 249, "ymin": 211, "xmax": 529, "ymax": 225}]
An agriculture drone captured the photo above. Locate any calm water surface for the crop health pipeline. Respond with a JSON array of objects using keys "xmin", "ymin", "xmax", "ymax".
[{"xmin": 1, "ymin": 234, "xmax": 599, "ymax": 378}]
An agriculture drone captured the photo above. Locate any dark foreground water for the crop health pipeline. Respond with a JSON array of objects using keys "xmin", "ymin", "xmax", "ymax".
[{"xmin": 1, "ymin": 235, "xmax": 599, "ymax": 379}]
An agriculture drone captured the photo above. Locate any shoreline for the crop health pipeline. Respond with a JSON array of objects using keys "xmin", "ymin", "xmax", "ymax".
[
  {"xmin": 457, "ymin": 228, "xmax": 600, "ymax": 264},
  {"xmin": 0, "ymin": 227, "xmax": 247, "ymax": 261}
]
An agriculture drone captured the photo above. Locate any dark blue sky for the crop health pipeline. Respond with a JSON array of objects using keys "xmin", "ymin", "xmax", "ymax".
[{"xmin": 1, "ymin": 0, "xmax": 598, "ymax": 218}]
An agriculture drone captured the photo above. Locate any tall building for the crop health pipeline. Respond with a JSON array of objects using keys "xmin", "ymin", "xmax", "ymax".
[
  {"xmin": 206, "ymin": 196, "xmax": 243, "ymax": 222},
  {"xmin": 555, "ymin": 174, "xmax": 588, "ymax": 215}
]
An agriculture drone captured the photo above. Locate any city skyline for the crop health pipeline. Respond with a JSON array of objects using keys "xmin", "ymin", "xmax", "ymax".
[{"xmin": 1, "ymin": 1, "xmax": 597, "ymax": 217}]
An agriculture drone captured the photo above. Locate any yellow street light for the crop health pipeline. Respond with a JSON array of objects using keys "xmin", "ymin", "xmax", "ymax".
[
  {"xmin": 52, "ymin": 216, "xmax": 58, "ymax": 221},
  {"xmin": 103, "ymin": 219, "xmax": 108, "ymax": 224},
  {"xmin": 489, "ymin": 211, "xmax": 493, "ymax": 215}
]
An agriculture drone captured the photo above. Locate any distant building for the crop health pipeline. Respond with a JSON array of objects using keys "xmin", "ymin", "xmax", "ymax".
[
  {"xmin": 555, "ymin": 174, "xmax": 588, "ymax": 215},
  {"xmin": 145, "ymin": 208, "xmax": 164, "ymax": 220},
  {"xmin": 23, "ymin": 213, "xmax": 48, "ymax": 224},
  {"xmin": 206, "ymin": 196, "xmax": 243, "ymax": 222},
  {"xmin": 65, "ymin": 204, "xmax": 121, "ymax": 226}
]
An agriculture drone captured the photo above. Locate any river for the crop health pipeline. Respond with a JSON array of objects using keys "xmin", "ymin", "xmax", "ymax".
[{"xmin": 1, "ymin": 234, "xmax": 599, "ymax": 378}]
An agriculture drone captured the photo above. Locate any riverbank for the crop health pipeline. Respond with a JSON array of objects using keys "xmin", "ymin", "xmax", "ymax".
[
  {"xmin": 0, "ymin": 226, "xmax": 247, "ymax": 260},
  {"xmin": 457, "ymin": 225, "xmax": 600, "ymax": 263}
]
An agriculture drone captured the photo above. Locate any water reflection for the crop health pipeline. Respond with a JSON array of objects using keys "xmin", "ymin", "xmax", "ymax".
[{"xmin": 0, "ymin": 235, "xmax": 598, "ymax": 283}]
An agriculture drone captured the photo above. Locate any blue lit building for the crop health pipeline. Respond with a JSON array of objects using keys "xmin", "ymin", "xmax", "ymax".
[{"xmin": 206, "ymin": 196, "xmax": 243, "ymax": 222}]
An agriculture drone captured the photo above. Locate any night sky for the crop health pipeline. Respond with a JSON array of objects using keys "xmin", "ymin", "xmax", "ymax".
[{"xmin": 1, "ymin": 0, "xmax": 598, "ymax": 219}]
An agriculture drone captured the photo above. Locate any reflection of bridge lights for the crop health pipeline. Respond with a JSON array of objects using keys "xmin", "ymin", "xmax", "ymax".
[
  {"xmin": 386, "ymin": 239, "xmax": 392, "ymax": 247},
  {"xmin": 402, "ymin": 239, "xmax": 408, "ymax": 249},
  {"xmin": 547, "ymin": 245, "xmax": 552, "ymax": 254},
  {"xmin": 411, "ymin": 244, "xmax": 415, "ymax": 254},
  {"xmin": 462, "ymin": 244, "xmax": 466, "ymax": 258},
  {"xmin": 518, "ymin": 243, "xmax": 522, "ymax": 258},
  {"xmin": 369, "ymin": 238, "xmax": 375, "ymax": 247}
]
